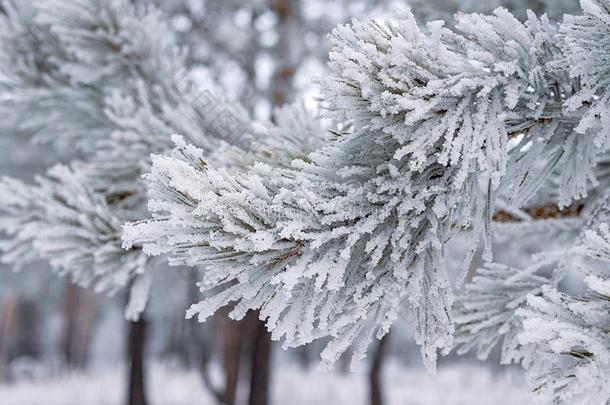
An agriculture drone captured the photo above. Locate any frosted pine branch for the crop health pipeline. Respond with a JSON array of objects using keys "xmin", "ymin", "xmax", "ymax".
[
  {"xmin": 0, "ymin": 165, "xmax": 146, "ymax": 295},
  {"xmin": 0, "ymin": 0, "xmax": 257, "ymax": 318},
  {"xmin": 2, "ymin": 1, "xmax": 610, "ymax": 399},
  {"xmin": 123, "ymin": 9, "xmax": 598, "ymax": 369},
  {"xmin": 453, "ymin": 263, "xmax": 552, "ymax": 366},
  {"xmin": 519, "ymin": 225, "xmax": 610, "ymax": 405}
]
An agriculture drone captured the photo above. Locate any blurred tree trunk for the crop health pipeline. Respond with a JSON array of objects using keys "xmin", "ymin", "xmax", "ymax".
[
  {"xmin": 270, "ymin": 0, "xmax": 297, "ymax": 108},
  {"xmin": 179, "ymin": 270, "xmax": 231, "ymax": 404},
  {"xmin": 15, "ymin": 299, "xmax": 40, "ymax": 361},
  {"xmin": 204, "ymin": 304, "xmax": 246, "ymax": 405},
  {"xmin": 338, "ymin": 349, "xmax": 352, "ymax": 374},
  {"xmin": 243, "ymin": 1, "xmax": 300, "ymax": 403},
  {"xmin": 247, "ymin": 312, "xmax": 272, "ymax": 405},
  {"xmin": 369, "ymin": 334, "xmax": 390, "ymax": 405},
  {"xmin": 0, "ymin": 294, "xmax": 16, "ymax": 381},
  {"xmin": 295, "ymin": 346, "xmax": 311, "ymax": 369},
  {"xmin": 60, "ymin": 281, "xmax": 96, "ymax": 369},
  {"xmin": 127, "ymin": 317, "xmax": 148, "ymax": 405},
  {"xmin": 78, "ymin": 291, "xmax": 96, "ymax": 368},
  {"xmin": 220, "ymin": 316, "xmax": 244, "ymax": 405},
  {"xmin": 61, "ymin": 281, "xmax": 78, "ymax": 368}
]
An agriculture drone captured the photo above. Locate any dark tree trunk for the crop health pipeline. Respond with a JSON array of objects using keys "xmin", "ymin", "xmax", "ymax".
[
  {"xmin": 15, "ymin": 300, "xmax": 40, "ymax": 360},
  {"xmin": 248, "ymin": 313, "xmax": 272, "ymax": 405},
  {"xmin": 78, "ymin": 290, "xmax": 96, "ymax": 368},
  {"xmin": 0, "ymin": 294, "xmax": 16, "ymax": 381},
  {"xmin": 61, "ymin": 281, "xmax": 78, "ymax": 368},
  {"xmin": 242, "ymin": 0, "xmax": 298, "ymax": 399},
  {"xmin": 369, "ymin": 334, "xmax": 390, "ymax": 405},
  {"xmin": 127, "ymin": 318, "xmax": 148, "ymax": 405},
  {"xmin": 222, "ymin": 318, "xmax": 244, "ymax": 405},
  {"xmin": 270, "ymin": 0, "xmax": 297, "ymax": 108},
  {"xmin": 295, "ymin": 346, "xmax": 311, "ymax": 369},
  {"xmin": 210, "ymin": 308, "xmax": 246, "ymax": 405},
  {"xmin": 204, "ymin": 303, "xmax": 248, "ymax": 405},
  {"xmin": 182, "ymin": 270, "xmax": 229, "ymax": 404},
  {"xmin": 60, "ymin": 282, "xmax": 96, "ymax": 369}
]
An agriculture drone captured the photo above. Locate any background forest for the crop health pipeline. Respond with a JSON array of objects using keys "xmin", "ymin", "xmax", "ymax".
[{"xmin": 1, "ymin": 1, "xmax": 607, "ymax": 405}]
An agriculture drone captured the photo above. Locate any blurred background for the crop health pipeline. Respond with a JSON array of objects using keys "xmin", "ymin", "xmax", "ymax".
[{"xmin": 0, "ymin": 0, "xmax": 579, "ymax": 404}]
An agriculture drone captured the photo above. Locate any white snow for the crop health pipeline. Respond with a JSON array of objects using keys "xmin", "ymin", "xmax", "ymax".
[{"xmin": 0, "ymin": 362, "xmax": 533, "ymax": 405}]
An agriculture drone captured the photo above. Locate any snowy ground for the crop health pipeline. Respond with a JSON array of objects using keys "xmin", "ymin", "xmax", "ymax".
[{"xmin": 0, "ymin": 362, "xmax": 534, "ymax": 405}]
